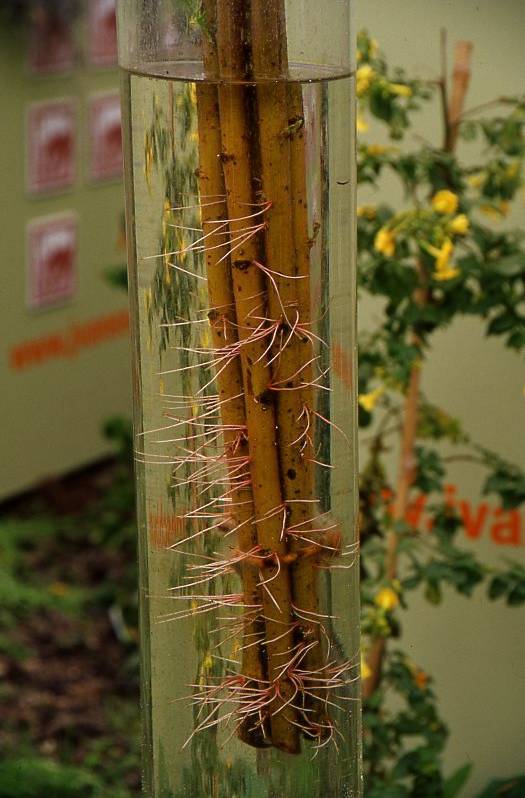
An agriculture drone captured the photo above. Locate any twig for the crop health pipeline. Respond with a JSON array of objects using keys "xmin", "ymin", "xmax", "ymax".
[
  {"xmin": 214, "ymin": 0, "xmax": 300, "ymax": 754},
  {"xmin": 447, "ymin": 40, "xmax": 473, "ymax": 152},
  {"xmin": 196, "ymin": 0, "xmax": 267, "ymax": 747},
  {"xmin": 439, "ymin": 29, "xmax": 451, "ymax": 150},
  {"xmin": 457, "ymin": 95, "xmax": 516, "ymax": 121},
  {"xmin": 363, "ymin": 37, "xmax": 474, "ymax": 700}
]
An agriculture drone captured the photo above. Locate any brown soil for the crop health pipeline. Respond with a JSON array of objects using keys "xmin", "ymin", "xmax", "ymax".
[{"xmin": 0, "ymin": 458, "xmax": 140, "ymax": 791}]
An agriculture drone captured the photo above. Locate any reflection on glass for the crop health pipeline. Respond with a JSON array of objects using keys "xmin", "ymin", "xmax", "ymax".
[{"xmin": 120, "ymin": 2, "xmax": 360, "ymax": 795}]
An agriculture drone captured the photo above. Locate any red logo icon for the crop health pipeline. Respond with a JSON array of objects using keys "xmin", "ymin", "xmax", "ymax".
[
  {"xmin": 88, "ymin": 0, "xmax": 118, "ymax": 66},
  {"xmin": 88, "ymin": 93, "xmax": 123, "ymax": 181},
  {"xmin": 28, "ymin": 16, "xmax": 75, "ymax": 75},
  {"xmin": 27, "ymin": 100, "xmax": 76, "ymax": 195},
  {"xmin": 27, "ymin": 215, "xmax": 78, "ymax": 309}
]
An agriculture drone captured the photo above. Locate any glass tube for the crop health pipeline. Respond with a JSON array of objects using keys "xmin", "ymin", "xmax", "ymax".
[{"xmin": 117, "ymin": 2, "xmax": 361, "ymax": 795}]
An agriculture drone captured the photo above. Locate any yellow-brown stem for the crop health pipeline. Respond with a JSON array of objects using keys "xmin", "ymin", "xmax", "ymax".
[
  {"xmin": 215, "ymin": 0, "xmax": 300, "ymax": 754},
  {"xmin": 385, "ymin": 361, "xmax": 422, "ymax": 580},
  {"xmin": 447, "ymin": 41, "xmax": 473, "ymax": 152},
  {"xmin": 363, "ymin": 363, "xmax": 421, "ymax": 698},
  {"xmin": 196, "ymin": 82, "xmax": 269, "ymax": 733},
  {"xmin": 287, "ymin": 82, "xmax": 327, "ymax": 707},
  {"xmin": 196, "ymin": 0, "xmax": 270, "ymax": 747},
  {"xmin": 250, "ymin": 0, "xmax": 327, "ymax": 729}
]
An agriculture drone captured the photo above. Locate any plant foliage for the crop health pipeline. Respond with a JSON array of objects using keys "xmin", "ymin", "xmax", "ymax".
[{"xmin": 357, "ymin": 30, "xmax": 525, "ymax": 795}]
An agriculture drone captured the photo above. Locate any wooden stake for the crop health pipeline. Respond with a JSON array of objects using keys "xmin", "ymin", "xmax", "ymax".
[
  {"xmin": 196, "ymin": 0, "xmax": 269, "ymax": 747},
  {"xmin": 215, "ymin": 0, "xmax": 300, "ymax": 754},
  {"xmin": 250, "ymin": 0, "xmax": 328, "ymax": 735}
]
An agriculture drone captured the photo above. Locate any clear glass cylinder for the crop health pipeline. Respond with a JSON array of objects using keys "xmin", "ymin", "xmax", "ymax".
[{"xmin": 117, "ymin": 2, "xmax": 360, "ymax": 795}]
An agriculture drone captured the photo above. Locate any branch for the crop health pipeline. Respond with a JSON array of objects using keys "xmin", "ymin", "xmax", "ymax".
[
  {"xmin": 458, "ymin": 95, "xmax": 517, "ymax": 121},
  {"xmin": 363, "ymin": 38, "xmax": 474, "ymax": 701},
  {"xmin": 447, "ymin": 40, "xmax": 473, "ymax": 151},
  {"xmin": 441, "ymin": 454, "xmax": 485, "ymax": 466},
  {"xmin": 439, "ymin": 29, "xmax": 451, "ymax": 150}
]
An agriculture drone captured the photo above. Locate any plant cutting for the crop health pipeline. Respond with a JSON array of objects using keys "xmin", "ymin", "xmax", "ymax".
[
  {"xmin": 117, "ymin": 1, "xmax": 361, "ymax": 795},
  {"xmin": 355, "ymin": 30, "xmax": 525, "ymax": 795}
]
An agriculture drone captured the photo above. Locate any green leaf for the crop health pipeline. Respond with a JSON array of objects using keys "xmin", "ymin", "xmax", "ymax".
[
  {"xmin": 507, "ymin": 327, "xmax": 525, "ymax": 350},
  {"xmin": 460, "ymin": 120, "xmax": 478, "ymax": 141},
  {"xmin": 489, "ymin": 253, "xmax": 525, "ymax": 276},
  {"xmin": 507, "ymin": 582, "xmax": 525, "ymax": 606},
  {"xmin": 414, "ymin": 446, "xmax": 445, "ymax": 493},
  {"xmin": 104, "ymin": 264, "xmax": 129, "ymax": 291},
  {"xmin": 475, "ymin": 774, "xmax": 525, "ymax": 798},
  {"xmin": 487, "ymin": 312, "xmax": 519, "ymax": 336},
  {"xmin": 444, "ymin": 764, "xmax": 473, "ymax": 798},
  {"xmin": 480, "ymin": 448, "xmax": 525, "ymax": 508},
  {"xmin": 424, "ymin": 581, "xmax": 442, "ymax": 605},
  {"xmin": 488, "ymin": 575, "xmax": 509, "ymax": 601}
]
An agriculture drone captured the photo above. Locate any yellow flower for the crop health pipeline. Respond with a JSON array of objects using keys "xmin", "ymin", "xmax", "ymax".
[
  {"xmin": 449, "ymin": 213, "xmax": 470, "ymax": 235},
  {"xmin": 357, "ymin": 204, "xmax": 377, "ymax": 220},
  {"xmin": 427, "ymin": 238, "xmax": 454, "ymax": 271},
  {"xmin": 369, "ymin": 38, "xmax": 379, "ymax": 58},
  {"xmin": 432, "ymin": 189, "xmax": 459, "ymax": 215},
  {"xmin": 505, "ymin": 162, "xmax": 520, "ymax": 179},
  {"xmin": 356, "ymin": 64, "xmax": 375, "ymax": 97},
  {"xmin": 374, "ymin": 227, "xmax": 396, "ymax": 257},
  {"xmin": 375, "ymin": 587, "xmax": 399, "ymax": 612},
  {"xmin": 467, "ymin": 172, "xmax": 486, "ymax": 188},
  {"xmin": 480, "ymin": 204, "xmax": 500, "ymax": 220},
  {"xmin": 361, "ymin": 654, "xmax": 372, "ymax": 681},
  {"xmin": 426, "ymin": 238, "xmax": 460, "ymax": 281},
  {"xmin": 389, "ymin": 82, "xmax": 412, "ymax": 98},
  {"xmin": 359, "ymin": 385, "xmax": 385, "ymax": 413},
  {"xmin": 433, "ymin": 266, "xmax": 460, "ymax": 281},
  {"xmin": 357, "ymin": 64, "xmax": 375, "ymax": 80},
  {"xmin": 367, "ymin": 144, "xmax": 388, "ymax": 157},
  {"xmin": 480, "ymin": 200, "xmax": 510, "ymax": 220},
  {"xmin": 356, "ymin": 114, "xmax": 369, "ymax": 134}
]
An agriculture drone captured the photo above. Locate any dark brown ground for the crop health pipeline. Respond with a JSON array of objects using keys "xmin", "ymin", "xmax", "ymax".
[{"xmin": 0, "ymin": 458, "xmax": 141, "ymax": 794}]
